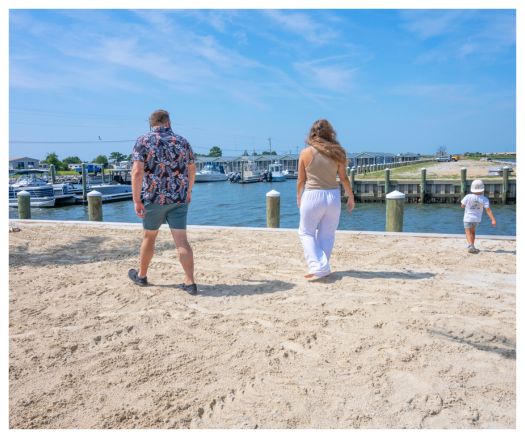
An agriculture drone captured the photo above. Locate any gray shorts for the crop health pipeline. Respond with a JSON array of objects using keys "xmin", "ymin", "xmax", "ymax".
[
  {"xmin": 143, "ymin": 202, "xmax": 188, "ymax": 230},
  {"xmin": 463, "ymin": 221, "xmax": 479, "ymax": 229}
]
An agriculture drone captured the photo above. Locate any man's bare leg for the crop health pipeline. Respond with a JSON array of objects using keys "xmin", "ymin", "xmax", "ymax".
[
  {"xmin": 139, "ymin": 230, "xmax": 159, "ymax": 278},
  {"xmin": 170, "ymin": 229, "xmax": 195, "ymax": 285}
]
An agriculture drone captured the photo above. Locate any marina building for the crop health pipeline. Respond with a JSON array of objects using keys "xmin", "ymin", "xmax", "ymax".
[
  {"xmin": 347, "ymin": 152, "xmax": 420, "ymax": 168},
  {"xmin": 9, "ymin": 156, "xmax": 41, "ymax": 171},
  {"xmin": 195, "ymin": 151, "xmax": 420, "ymax": 174}
]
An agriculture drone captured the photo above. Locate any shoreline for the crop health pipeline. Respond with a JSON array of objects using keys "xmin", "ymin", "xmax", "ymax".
[{"xmin": 9, "ymin": 218, "xmax": 516, "ymax": 240}]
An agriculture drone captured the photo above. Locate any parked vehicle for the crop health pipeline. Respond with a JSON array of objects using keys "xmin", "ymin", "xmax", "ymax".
[{"xmin": 73, "ymin": 163, "xmax": 103, "ymax": 174}]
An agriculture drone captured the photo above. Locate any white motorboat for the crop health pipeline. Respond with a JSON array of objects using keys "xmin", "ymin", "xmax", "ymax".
[
  {"xmin": 9, "ymin": 170, "xmax": 56, "ymax": 207},
  {"xmin": 238, "ymin": 161, "xmax": 263, "ymax": 183},
  {"xmin": 268, "ymin": 162, "xmax": 288, "ymax": 182},
  {"xmin": 195, "ymin": 163, "xmax": 228, "ymax": 182},
  {"xmin": 73, "ymin": 183, "xmax": 133, "ymax": 202}
]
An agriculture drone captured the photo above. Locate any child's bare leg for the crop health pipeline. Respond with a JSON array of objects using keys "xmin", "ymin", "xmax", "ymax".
[{"xmin": 465, "ymin": 228, "xmax": 475, "ymax": 246}]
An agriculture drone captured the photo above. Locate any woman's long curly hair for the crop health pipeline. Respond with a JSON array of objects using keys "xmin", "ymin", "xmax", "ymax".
[{"xmin": 306, "ymin": 119, "xmax": 347, "ymax": 165}]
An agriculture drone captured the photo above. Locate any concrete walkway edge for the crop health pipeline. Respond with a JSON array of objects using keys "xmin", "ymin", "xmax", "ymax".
[{"xmin": 9, "ymin": 219, "xmax": 516, "ymax": 241}]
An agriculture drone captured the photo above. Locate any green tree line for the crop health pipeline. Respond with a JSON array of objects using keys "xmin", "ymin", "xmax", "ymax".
[{"xmin": 41, "ymin": 151, "xmax": 132, "ymax": 171}]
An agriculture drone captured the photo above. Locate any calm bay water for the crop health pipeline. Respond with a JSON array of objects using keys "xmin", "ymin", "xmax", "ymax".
[{"xmin": 9, "ymin": 179, "xmax": 516, "ymax": 236}]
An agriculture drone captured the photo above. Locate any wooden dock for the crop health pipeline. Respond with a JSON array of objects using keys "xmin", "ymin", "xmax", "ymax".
[{"xmin": 347, "ymin": 178, "xmax": 516, "ymax": 204}]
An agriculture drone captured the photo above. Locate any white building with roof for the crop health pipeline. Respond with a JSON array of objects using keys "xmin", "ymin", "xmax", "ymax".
[{"xmin": 9, "ymin": 156, "xmax": 41, "ymax": 171}]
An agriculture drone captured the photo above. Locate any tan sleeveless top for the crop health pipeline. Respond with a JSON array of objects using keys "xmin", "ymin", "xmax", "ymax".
[{"xmin": 305, "ymin": 148, "xmax": 339, "ymax": 190}]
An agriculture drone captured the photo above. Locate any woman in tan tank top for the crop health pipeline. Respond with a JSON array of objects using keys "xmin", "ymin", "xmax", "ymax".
[{"xmin": 297, "ymin": 119, "xmax": 355, "ymax": 279}]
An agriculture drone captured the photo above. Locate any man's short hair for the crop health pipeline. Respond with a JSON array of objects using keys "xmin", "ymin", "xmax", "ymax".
[{"xmin": 149, "ymin": 109, "xmax": 170, "ymax": 126}]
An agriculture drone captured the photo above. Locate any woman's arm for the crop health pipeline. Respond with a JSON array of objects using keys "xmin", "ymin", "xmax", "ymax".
[
  {"xmin": 338, "ymin": 163, "xmax": 355, "ymax": 212},
  {"xmin": 297, "ymin": 148, "xmax": 315, "ymax": 208},
  {"xmin": 297, "ymin": 151, "xmax": 307, "ymax": 208}
]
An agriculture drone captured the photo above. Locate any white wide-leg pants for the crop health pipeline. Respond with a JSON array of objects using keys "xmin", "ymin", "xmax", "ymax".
[{"xmin": 298, "ymin": 189, "xmax": 341, "ymax": 277}]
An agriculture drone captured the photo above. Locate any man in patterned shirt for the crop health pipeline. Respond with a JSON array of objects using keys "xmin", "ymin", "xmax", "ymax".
[{"xmin": 128, "ymin": 109, "xmax": 197, "ymax": 294}]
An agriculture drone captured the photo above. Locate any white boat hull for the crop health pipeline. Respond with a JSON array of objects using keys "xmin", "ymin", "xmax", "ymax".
[
  {"xmin": 74, "ymin": 183, "xmax": 133, "ymax": 203},
  {"xmin": 9, "ymin": 197, "xmax": 56, "ymax": 208},
  {"xmin": 195, "ymin": 173, "xmax": 228, "ymax": 182},
  {"xmin": 240, "ymin": 177, "xmax": 261, "ymax": 183},
  {"xmin": 9, "ymin": 181, "xmax": 57, "ymax": 208}
]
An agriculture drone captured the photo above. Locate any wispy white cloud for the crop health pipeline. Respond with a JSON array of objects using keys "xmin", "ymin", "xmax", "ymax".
[
  {"xmin": 294, "ymin": 55, "xmax": 358, "ymax": 93},
  {"xmin": 9, "ymin": 10, "xmax": 363, "ymax": 111},
  {"xmin": 390, "ymin": 83, "xmax": 476, "ymax": 104},
  {"xmin": 399, "ymin": 10, "xmax": 467, "ymax": 40},
  {"xmin": 263, "ymin": 10, "xmax": 338, "ymax": 45},
  {"xmin": 402, "ymin": 10, "xmax": 515, "ymax": 63}
]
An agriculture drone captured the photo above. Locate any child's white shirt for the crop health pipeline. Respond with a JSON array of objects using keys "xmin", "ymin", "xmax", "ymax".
[{"xmin": 461, "ymin": 193, "xmax": 490, "ymax": 223}]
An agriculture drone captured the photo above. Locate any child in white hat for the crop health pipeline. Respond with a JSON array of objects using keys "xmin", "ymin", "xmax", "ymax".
[{"xmin": 461, "ymin": 179, "xmax": 496, "ymax": 253}]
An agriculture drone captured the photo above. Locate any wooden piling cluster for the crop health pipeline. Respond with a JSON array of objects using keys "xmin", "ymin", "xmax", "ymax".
[
  {"xmin": 345, "ymin": 167, "xmax": 516, "ymax": 204},
  {"xmin": 13, "ymin": 164, "xmax": 515, "ymax": 234}
]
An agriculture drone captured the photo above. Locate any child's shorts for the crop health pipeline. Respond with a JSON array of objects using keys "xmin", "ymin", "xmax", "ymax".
[{"xmin": 463, "ymin": 222, "xmax": 479, "ymax": 229}]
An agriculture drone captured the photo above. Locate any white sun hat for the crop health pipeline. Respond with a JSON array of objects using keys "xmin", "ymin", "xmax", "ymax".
[{"xmin": 471, "ymin": 179, "xmax": 485, "ymax": 194}]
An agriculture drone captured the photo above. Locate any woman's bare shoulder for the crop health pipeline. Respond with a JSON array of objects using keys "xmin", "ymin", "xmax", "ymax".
[{"xmin": 300, "ymin": 146, "xmax": 314, "ymax": 159}]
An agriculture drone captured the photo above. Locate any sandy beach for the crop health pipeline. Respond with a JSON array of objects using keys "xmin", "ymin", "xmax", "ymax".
[{"xmin": 9, "ymin": 221, "xmax": 516, "ymax": 428}]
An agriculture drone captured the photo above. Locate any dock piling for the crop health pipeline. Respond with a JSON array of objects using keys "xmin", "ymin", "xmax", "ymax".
[
  {"xmin": 420, "ymin": 168, "xmax": 426, "ymax": 203},
  {"xmin": 386, "ymin": 190, "xmax": 405, "ymax": 232},
  {"xmin": 266, "ymin": 189, "xmax": 280, "ymax": 228},
  {"xmin": 17, "ymin": 191, "xmax": 31, "ymax": 219},
  {"xmin": 460, "ymin": 167, "xmax": 467, "ymax": 200},
  {"xmin": 350, "ymin": 168, "xmax": 356, "ymax": 193},
  {"xmin": 384, "ymin": 168, "xmax": 391, "ymax": 196},
  {"xmin": 87, "ymin": 190, "xmax": 103, "ymax": 221},
  {"xmin": 82, "ymin": 163, "xmax": 88, "ymax": 201},
  {"xmin": 502, "ymin": 166, "xmax": 509, "ymax": 204},
  {"xmin": 50, "ymin": 164, "xmax": 56, "ymax": 183}
]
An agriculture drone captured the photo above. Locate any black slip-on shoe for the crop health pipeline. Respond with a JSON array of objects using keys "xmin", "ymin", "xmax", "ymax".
[
  {"xmin": 177, "ymin": 283, "xmax": 198, "ymax": 295},
  {"xmin": 128, "ymin": 268, "xmax": 148, "ymax": 286}
]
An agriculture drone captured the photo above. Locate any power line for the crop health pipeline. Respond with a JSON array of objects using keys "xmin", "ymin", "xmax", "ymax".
[{"xmin": 10, "ymin": 139, "xmax": 136, "ymax": 144}]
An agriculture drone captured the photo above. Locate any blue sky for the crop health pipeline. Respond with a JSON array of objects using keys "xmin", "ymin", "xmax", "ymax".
[{"xmin": 9, "ymin": 8, "xmax": 516, "ymax": 161}]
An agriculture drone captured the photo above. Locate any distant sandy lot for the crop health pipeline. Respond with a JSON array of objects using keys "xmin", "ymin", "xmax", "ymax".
[
  {"xmin": 9, "ymin": 222, "xmax": 515, "ymax": 428},
  {"xmin": 359, "ymin": 159, "xmax": 516, "ymax": 179}
]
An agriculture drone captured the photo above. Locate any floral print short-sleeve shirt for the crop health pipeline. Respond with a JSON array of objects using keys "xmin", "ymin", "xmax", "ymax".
[{"xmin": 132, "ymin": 126, "xmax": 195, "ymax": 205}]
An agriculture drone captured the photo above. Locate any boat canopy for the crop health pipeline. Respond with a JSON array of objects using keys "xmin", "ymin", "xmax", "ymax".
[{"xmin": 10, "ymin": 169, "xmax": 48, "ymax": 175}]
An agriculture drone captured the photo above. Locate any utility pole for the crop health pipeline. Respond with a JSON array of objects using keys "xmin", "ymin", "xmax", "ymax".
[{"xmin": 267, "ymin": 137, "xmax": 272, "ymax": 155}]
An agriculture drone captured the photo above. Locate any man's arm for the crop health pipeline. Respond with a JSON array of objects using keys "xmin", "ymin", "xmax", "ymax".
[
  {"xmin": 187, "ymin": 163, "xmax": 196, "ymax": 203},
  {"xmin": 131, "ymin": 160, "xmax": 145, "ymax": 218}
]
